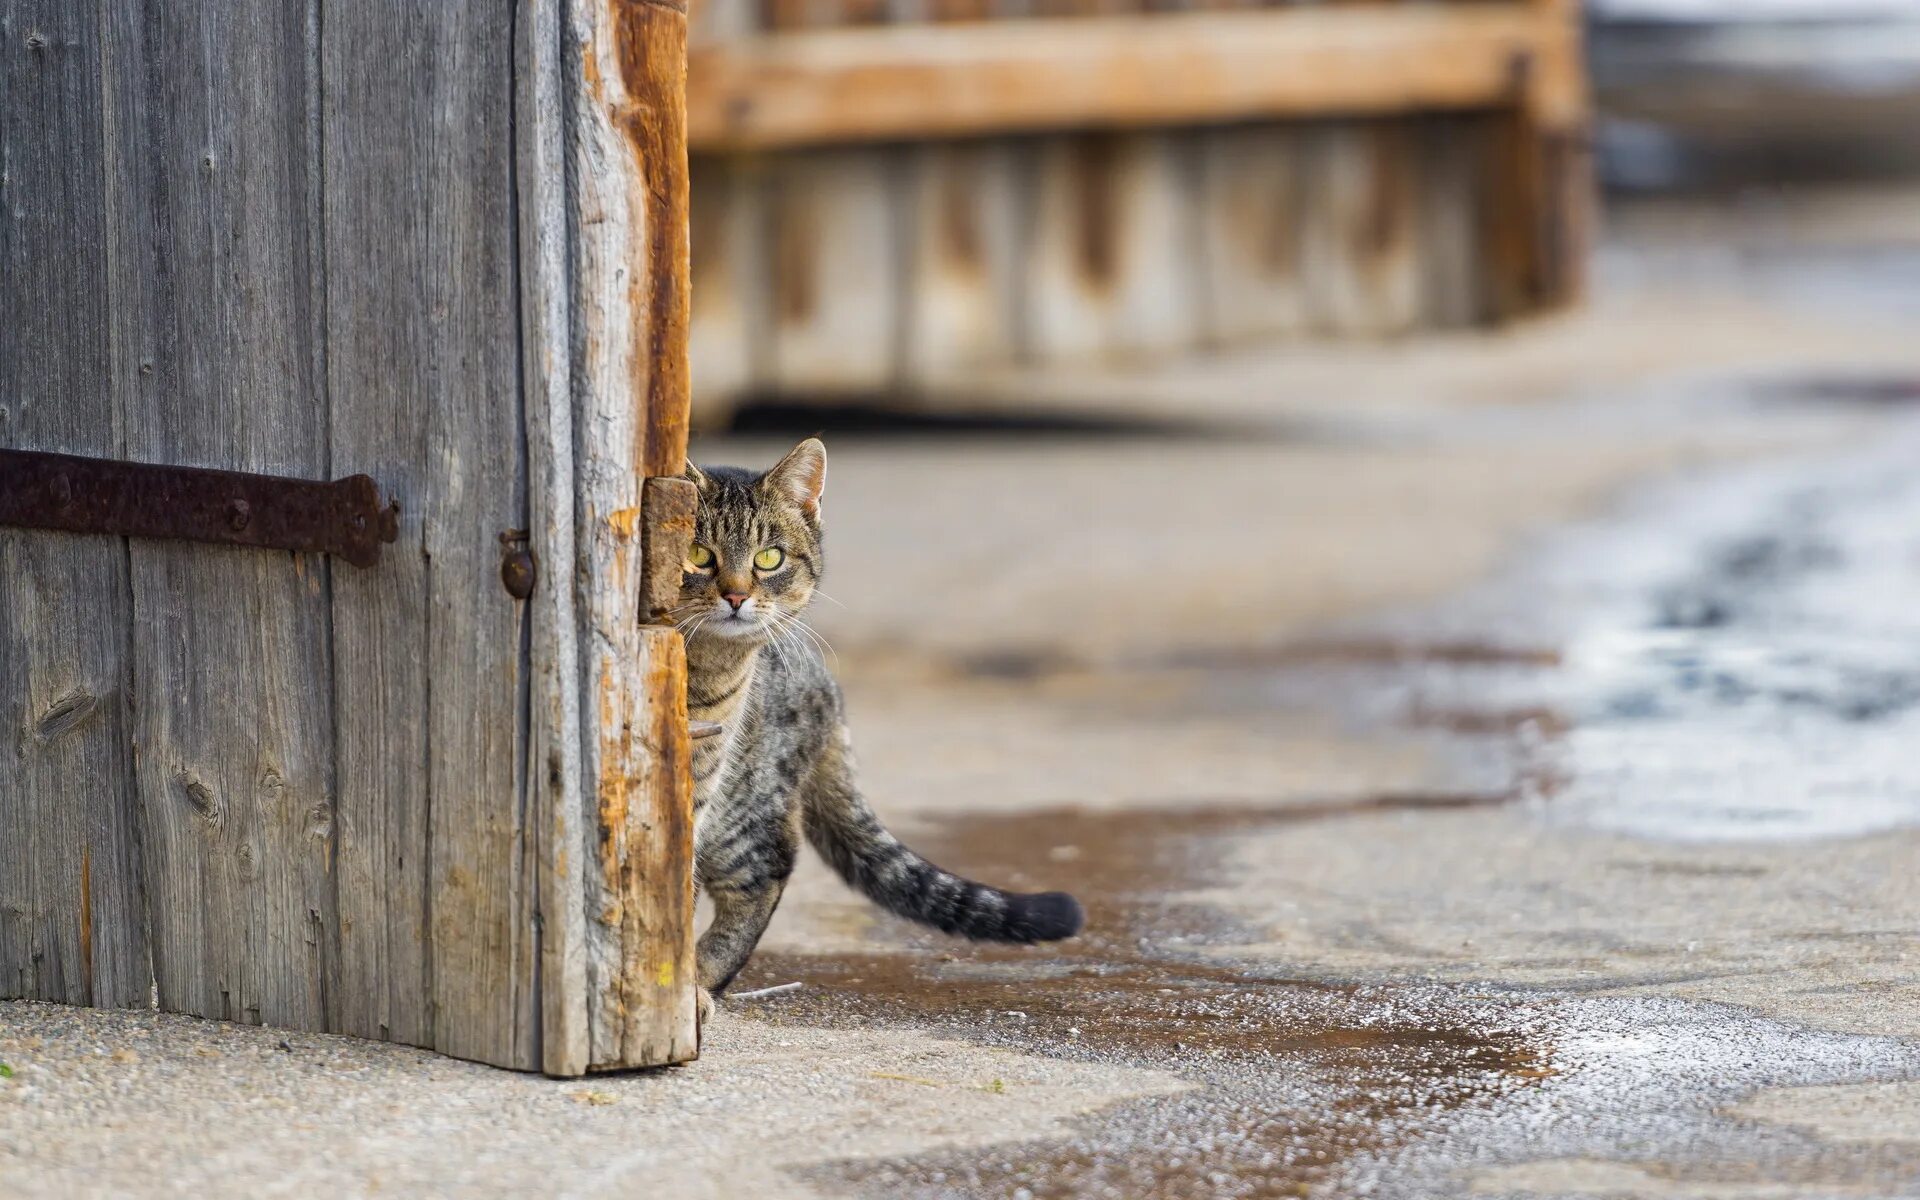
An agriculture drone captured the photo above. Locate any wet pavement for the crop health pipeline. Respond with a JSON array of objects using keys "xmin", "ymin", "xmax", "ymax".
[
  {"xmin": 727, "ymin": 385, "xmax": 1920, "ymax": 1196},
  {"xmin": 728, "ymin": 455, "xmax": 1920, "ymax": 1195}
]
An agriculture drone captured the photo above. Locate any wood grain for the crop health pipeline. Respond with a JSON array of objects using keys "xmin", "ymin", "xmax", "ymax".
[
  {"xmin": 689, "ymin": 4, "xmax": 1564, "ymax": 150},
  {"xmin": 622, "ymin": 0, "xmax": 697, "ymax": 479},
  {"xmin": 642, "ymin": 477, "xmax": 700, "ymax": 624},
  {"xmin": 103, "ymin": 0, "xmax": 338, "ymax": 1031},
  {"xmin": 414, "ymin": 5, "xmax": 535, "ymax": 1075},
  {"xmin": 320, "ymin": 0, "xmax": 433, "ymax": 1054},
  {"xmin": 519, "ymin": 0, "xmax": 594, "ymax": 1079},
  {"xmin": 312, "ymin": 1, "xmax": 534, "ymax": 1068},
  {"xmin": 569, "ymin": 0, "xmax": 702, "ymax": 1069},
  {"xmin": 614, "ymin": 627, "xmax": 697, "ymax": 1066},
  {"xmin": 0, "ymin": 1, "xmax": 149, "ymax": 1009}
]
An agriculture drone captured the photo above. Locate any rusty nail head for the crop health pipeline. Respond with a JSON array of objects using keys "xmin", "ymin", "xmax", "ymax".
[
  {"xmin": 227, "ymin": 498, "xmax": 252, "ymax": 531},
  {"xmin": 50, "ymin": 474, "xmax": 72, "ymax": 509},
  {"xmin": 500, "ymin": 533, "xmax": 537, "ymax": 600}
]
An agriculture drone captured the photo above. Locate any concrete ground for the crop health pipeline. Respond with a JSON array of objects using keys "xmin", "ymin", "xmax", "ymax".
[{"xmin": 8, "ymin": 189, "xmax": 1920, "ymax": 1197}]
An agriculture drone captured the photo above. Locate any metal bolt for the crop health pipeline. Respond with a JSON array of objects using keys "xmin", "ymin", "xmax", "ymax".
[
  {"xmin": 49, "ymin": 473, "xmax": 72, "ymax": 509},
  {"xmin": 227, "ymin": 498, "xmax": 252, "ymax": 531},
  {"xmin": 501, "ymin": 545, "xmax": 537, "ymax": 600}
]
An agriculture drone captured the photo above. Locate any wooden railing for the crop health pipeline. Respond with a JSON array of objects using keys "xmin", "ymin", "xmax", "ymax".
[
  {"xmin": 689, "ymin": 3, "xmax": 1583, "ymax": 150},
  {"xmin": 686, "ymin": 0, "xmax": 1590, "ymax": 417}
]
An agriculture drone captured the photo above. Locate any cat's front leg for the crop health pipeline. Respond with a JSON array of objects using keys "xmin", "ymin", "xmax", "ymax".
[{"xmin": 696, "ymin": 834, "xmax": 796, "ymax": 1002}]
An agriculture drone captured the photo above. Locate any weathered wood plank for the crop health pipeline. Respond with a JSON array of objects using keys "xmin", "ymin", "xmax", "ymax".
[
  {"xmin": 1480, "ymin": 0, "xmax": 1589, "ymax": 319},
  {"xmin": 1024, "ymin": 128, "xmax": 1202, "ymax": 365},
  {"xmin": 412, "ymin": 8, "xmax": 534, "ymax": 1075},
  {"xmin": 1018, "ymin": 0, "xmax": 1199, "ymax": 365},
  {"xmin": 1109, "ymin": 151, "xmax": 1203, "ymax": 363},
  {"xmin": 1196, "ymin": 122, "xmax": 1310, "ymax": 345},
  {"xmin": 689, "ymin": 0, "xmax": 771, "ymax": 424},
  {"xmin": 688, "ymin": 157, "xmax": 767, "ymax": 424},
  {"xmin": 101, "ymin": 0, "xmax": 338, "ymax": 1030},
  {"xmin": 688, "ymin": 4, "xmax": 1569, "ymax": 150},
  {"xmin": 616, "ymin": 627, "xmax": 697, "ymax": 1065},
  {"xmin": 518, "ymin": 0, "xmax": 593, "ymax": 1079},
  {"xmin": 318, "ymin": 0, "xmax": 432, "ymax": 1053},
  {"xmin": 632, "ymin": 0, "xmax": 697, "ymax": 480},
  {"xmin": 569, "ymin": 0, "xmax": 701, "ymax": 1070},
  {"xmin": 898, "ymin": 137, "xmax": 1026, "ymax": 383},
  {"xmin": 320, "ymin": 2, "xmax": 533, "ymax": 1067},
  {"xmin": 765, "ymin": 148, "xmax": 905, "ymax": 394},
  {"xmin": 1188, "ymin": 0, "xmax": 1307, "ymax": 347},
  {"xmin": 0, "ymin": 2, "xmax": 149, "ymax": 1009},
  {"xmin": 1301, "ymin": 118, "xmax": 1421, "ymax": 338},
  {"xmin": 641, "ymin": 478, "xmax": 700, "ymax": 624},
  {"xmin": 888, "ymin": 0, "xmax": 1023, "ymax": 389},
  {"xmin": 1416, "ymin": 113, "xmax": 1488, "ymax": 330},
  {"xmin": 760, "ymin": 0, "xmax": 907, "ymax": 410}
]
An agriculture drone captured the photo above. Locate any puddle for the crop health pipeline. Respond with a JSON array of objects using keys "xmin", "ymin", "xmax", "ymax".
[
  {"xmin": 737, "ymin": 800, "xmax": 1920, "ymax": 1198},
  {"xmin": 1259, "ymin": 417, "xmax": 1920, "ymax": 845},
  {"xmin": 736, "ymin": 802, "xmax": 1557, "ymax": 1198},
  {"xmin": 1511, "ymin": 423, "xmax": 1920, "ymax": 842}
]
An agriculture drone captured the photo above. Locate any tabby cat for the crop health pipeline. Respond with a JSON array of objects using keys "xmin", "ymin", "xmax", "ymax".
[{"xmin": 676, "ymin": 438, "xmax": 1084, "ymax": 1018}]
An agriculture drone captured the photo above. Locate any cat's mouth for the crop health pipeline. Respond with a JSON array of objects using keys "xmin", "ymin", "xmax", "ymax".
[{"xmin": 704, "ymin": 605, "xmax": 769, "ymax": 640}]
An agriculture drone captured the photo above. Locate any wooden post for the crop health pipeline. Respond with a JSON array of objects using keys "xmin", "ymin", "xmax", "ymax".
[
  {"xmin": 560, "ymin": 0, "xmax": 701, "ymax": 1072},
  {"xmin": 1483, "ymin": 0, "xmax": 1589, "ymax": 318}
]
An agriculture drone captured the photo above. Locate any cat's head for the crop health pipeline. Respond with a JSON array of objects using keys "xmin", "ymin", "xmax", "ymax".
[{"xmin": 677, "ymin": 438, "xmax": 827, "ymax": 645}]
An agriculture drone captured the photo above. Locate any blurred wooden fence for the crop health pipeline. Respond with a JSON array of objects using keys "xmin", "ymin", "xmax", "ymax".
[{"xmin": 687, "ymin": 0, "xmax": 1587, "ymax": 419}]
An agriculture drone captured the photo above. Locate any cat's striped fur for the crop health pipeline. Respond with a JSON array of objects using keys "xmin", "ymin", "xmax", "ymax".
[{"xmin": 677, "ymin": 439, "xmax": 1084, "ymax": 1014}]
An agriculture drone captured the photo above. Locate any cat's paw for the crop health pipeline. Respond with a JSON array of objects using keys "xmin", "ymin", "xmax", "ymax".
[{"xmin": 696, "ymin": 987, "xmax": 716, "ymax": 1027}]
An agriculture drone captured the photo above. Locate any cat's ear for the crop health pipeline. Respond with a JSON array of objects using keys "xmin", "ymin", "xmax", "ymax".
[
  {"xmin": 764, "ymin": 437, "xmax": 826, "ymax": 520},
  {"xmin": 682, "ymin": 459, "xmax": 709, "ymax": 488}
]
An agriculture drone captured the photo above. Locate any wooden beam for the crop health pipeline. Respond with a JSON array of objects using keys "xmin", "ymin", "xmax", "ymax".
[
  {"xmin": 566, "ymin": 0, "xmax": 701, "ymax": 1073},
  {"xmin": 688, "ymin": 3, "xmax": 1583, "ymax": 151}
]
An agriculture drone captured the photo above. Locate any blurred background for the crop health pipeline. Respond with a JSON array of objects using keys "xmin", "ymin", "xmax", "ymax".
[
  {"xmin": 674, "ymin": 4, "xmax": 1920, "ymax": 1191},
  {"xmin": 685, "ymin": 0, "xmax": 1920, "ymax": 425}
]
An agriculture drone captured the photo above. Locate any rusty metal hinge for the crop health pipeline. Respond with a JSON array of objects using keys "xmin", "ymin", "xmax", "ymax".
[
  {"xmin": 640, "ymin": 476, "xmax": 698, "ymax": 623},
  {"xmin": 0, "ymin": 448, "xmax": 400, "ymax": 568}
]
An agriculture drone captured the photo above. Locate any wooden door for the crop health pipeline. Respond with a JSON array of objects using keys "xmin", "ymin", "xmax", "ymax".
[{"xmin": 1, "ymin": 0, "xmax": 696, "ymax": 1075}]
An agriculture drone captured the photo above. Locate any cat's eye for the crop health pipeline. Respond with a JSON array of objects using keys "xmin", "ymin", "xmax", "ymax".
[
  {"xmin": 753, "ymin": 547, "xmax": 785, "ymax": 571},
  {"xmin": 686, "ymin": 544, "xmax": 715, "ymax": 571}
]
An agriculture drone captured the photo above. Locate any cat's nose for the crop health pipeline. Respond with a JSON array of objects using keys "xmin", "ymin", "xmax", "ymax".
[{"xmin": 722, "ymin": 592, "xmax": 749, "ymax": 612}]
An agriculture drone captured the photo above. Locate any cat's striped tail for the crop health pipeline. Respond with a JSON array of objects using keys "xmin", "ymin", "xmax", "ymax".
[{"xmin": 803, "ymin": 764, "xmax": 1083, "ymax": 944}]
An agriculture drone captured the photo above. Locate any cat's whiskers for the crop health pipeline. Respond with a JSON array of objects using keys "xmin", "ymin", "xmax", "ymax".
[
  {"xmin": 783, "ymin": 608, "xmax": 837, "ymax": 661},
  {"xmin": 767, "ymin": 608, "xmax": 837, "ymax": 667},
  {"xmin": 762, "ymin": 609, "xmax": 805, "ymax": 667}
]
